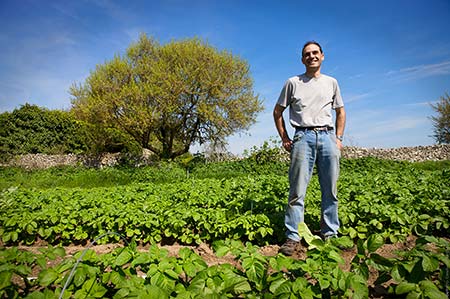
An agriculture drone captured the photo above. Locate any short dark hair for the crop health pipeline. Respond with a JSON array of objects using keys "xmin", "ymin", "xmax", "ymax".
[{"xmin": 302, "ymin": 41, "xmax": 323, "ymax": 57}]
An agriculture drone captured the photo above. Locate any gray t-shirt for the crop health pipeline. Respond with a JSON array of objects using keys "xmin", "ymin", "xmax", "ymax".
[{"xmin": 277, "ymin": 74, "xmax": 344, "ymax": 128}]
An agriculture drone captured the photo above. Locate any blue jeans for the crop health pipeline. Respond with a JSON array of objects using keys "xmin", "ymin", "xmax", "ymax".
[{"xmin": 285, "ymin": 128, "xmax": 340, "ymax": 241}]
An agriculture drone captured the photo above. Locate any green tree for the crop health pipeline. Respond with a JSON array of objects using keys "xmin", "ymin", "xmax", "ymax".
[
  {"xmin": 0, "ymin": 104, "xmax": 139, "ymax": 160},
  {"xmin": 430, "ymin": 93, "xmax": 450, "ymax": 144},
  {"xmin": 70, "ymin": 34, "xmax": 263, "ymax": 159},
  {"xmin": 0, "ymin": 104, "xmax": 87, "ymax": 157}
]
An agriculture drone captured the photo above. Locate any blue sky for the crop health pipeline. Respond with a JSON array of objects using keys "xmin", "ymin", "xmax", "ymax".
[{"xmin": 1, "ymin": 0, "xmax": 449, "ymax": 154}]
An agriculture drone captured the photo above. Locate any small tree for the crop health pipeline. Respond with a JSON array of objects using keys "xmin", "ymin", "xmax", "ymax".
[
  {"xmin": 70, "ymin": 34, "xmax": 263, "ymax": 159},
  {"xmin": 430, "ymin": 93, "xmax": 450, "ymax": 144}
]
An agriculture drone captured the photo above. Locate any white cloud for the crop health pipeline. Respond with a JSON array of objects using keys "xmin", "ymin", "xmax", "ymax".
[
  {"xmin": 91, "ymin": 0, "xmax": 134, "ymax": 22},
  {"xmin": 344, "ymin": 92, "xmax": 372, "ymax": 104},
  {"xmin": 404, "ymin": 101, "xmax": 435, "ymax": 107},
  {"xmin": 0, "ymin": 27, "xmax": 96, "ymax": 111},
  {"xmin": 347, "ymin": 73, "xmax": 363, "ymax": 80},
  {"xmin": 50, "ymin": 2, "xmax": 82, "ymax": 22},
  {"xmin": 386, "ymin": 60, "xmax": 450, "ymax": 81},
  {"xmin": 373, "ymin": 117, "xmax": 428, "ymax": 132}
]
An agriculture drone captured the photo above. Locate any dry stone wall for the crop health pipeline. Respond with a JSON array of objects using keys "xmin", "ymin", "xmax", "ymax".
[
  {"xmin": 3, "ymin": 153, "xmax": 121, "ymax": 169},
  {"xmin": 341, "ymin": 144, "xmax": 450, "ymax": 162},
  {"xmin": 1, "ymin": 145, "xmax": 449, "ymax": 169}
]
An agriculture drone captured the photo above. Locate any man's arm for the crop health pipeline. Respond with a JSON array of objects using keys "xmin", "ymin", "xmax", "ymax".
[
  {"xmin": 335, "ymin": 107, "xmax": 346, "ymax": 150},
  {"xmin": 273, "ymin": 104, "xmax": 292, "ymax": 152}
]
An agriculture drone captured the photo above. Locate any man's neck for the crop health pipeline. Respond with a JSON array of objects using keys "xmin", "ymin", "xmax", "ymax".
[{"xmin": 305, "ymin": 68, "xmax": 321, "ymax": 78}]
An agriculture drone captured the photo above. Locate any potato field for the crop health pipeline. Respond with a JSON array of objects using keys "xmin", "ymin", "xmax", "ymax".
[{"xmin": 0, "ymin": 157, "xmax": 449, "ymax": 298}]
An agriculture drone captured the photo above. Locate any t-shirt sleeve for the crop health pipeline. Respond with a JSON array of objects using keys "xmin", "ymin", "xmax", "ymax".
[
  {"xmin": 277, "ymin": 79, "xmax": 293, "ymax": 108},
  {"xmin": 332, "ymin": 80, "xmax": 344, "ymax": 109}
]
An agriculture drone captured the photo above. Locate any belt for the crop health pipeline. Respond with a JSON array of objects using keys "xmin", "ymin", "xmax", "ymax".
[{"xmin": 295, "ymin": 126, "xmax": 333, "ymax": 131}]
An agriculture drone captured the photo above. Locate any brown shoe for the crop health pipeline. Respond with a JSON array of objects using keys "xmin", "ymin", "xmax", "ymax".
[{"xmin": 279, "ymin": 239, "xmax": 300, "ymax": 256}]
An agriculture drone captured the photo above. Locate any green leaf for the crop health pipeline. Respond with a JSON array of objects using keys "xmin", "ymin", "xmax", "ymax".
[
  {"xmin": 23, "ymin": 291, "xmax": 45, "ymax": 299},
  {"xmin": 147, "ymin": 264, "xmax": 158, "ymax": 276},
  {"xmin": 15, "ymin": 264, "xmax": 32, "ymax": 276},
  {"xmin": 131, "ymin": 253, "xmax": 151, "ymax": 267},
  {"xmin": 214, "ymin": 246, "xmax": 230, "ymax": 257},
  {"xmin": 272, "ymin": 280, "xmax": 292, "ymax": 295},
  {"xmin": 110, "ymin": 271, "xmax": 124, "ymax": 286},
  {"xmin": 298, "ymin": 222, "xmax": 322, "ymax": 248},
  {"xmin": 242, "ymin": 257, "xmax": 265, "ymax": 285},
  {"xmin": 91, "ymin": 283, "xmax": 108, "ymax": 298},
  {"xmin": 0, "ymin": 271, "xmax": 12, "ymax": 290},
  {"xmin": 367, "ymin": 234, "xmax": 384, "ymax": 252},
  {"xmin": 269, "ymin": 278, "xmax": 289, "ymax": 294},
  {"xmin": 317, "ymin": 276, "xmax": 330, "ymax": 290},
  {"xmin": 81, "ymin": 277, "xmax": 95, "ymax": 291},
  {"xmin": 2, "ymin": 232, "xmax": 11, "ymax": 243},
  {"xmin": 423, "ymin": 288, "xmax": 448, "ymax": 299},
  {"xmin": 164, "ymin": 269, "xmax": 179, "ymax": 280},
  {"xmin": 114, "ymin": 249, "xmax": 132, "ymax": 266},
  {"xmin": 178, "ymin": 247, "xmax": 192, "ymax": 260},
  {"xmin": 142, "ymin": 285, "xmax": 169, "ymax": 299},
  {"xmin": 187, "ymin": 273, "xmax": 206, "ymax": 293},
  {"xmin": 410, "ymin": 260, "xmax": 426, "ymax": 282},
  {"xmin": 370, "ymin": 253, "xmax": 393, "ymax": 267},
  {"xmin": 231, "ymin": 278, "xmax": 251, "ymax": 294},
  {"xmin": 331, "ymin": 236, "xmax": 354, "ymax": 249},
  {"xmin": 54, "ymin": 247, "xmax": 66, "ymax": 257},
  {"xmin": 150, "ymin": 272, "xmax": 176, "ymax": 292},
  {"xmin": 354, "ymin": 262, "xmax": 369, "ymax": 280},
  {"xmin": 36, "ymin": 256, "xmax": 47, "ymax": 269},
  {"xmin": 349, "ymin": 275, "xmax": 369, "ymax": 299},
  {"xmin": 405, "ymin": 291, "xmax": 421, "ymax": 299},
  {"xmin": 396, "ymin": 282, "xmax": 417, "ymax": 294},
  {"xmin": 73, "ymin": 267, "xmax": 87, "ymax": 287},
  {"xmin": 112, "ymin": 288, "xmax": 129, "ymax": 299},
  {"xmin": 38, "ymin": 268, "xmax": 59, "ymax": 287},
  {"xmin": 356, "ymin": 239, "xmax": 365, "ymax": 255},
  {"xmin": 422, "ymin": 255, "xmax": 439, "ymax": 272},
  {"xmin": 56, "ymin": 261, "xmax": 74, "ymax": 275},
  {"xmin": 391, "ymin": 265, "xmax": 404, "ymax": 282},
  {"xmin": 438, "ymin": 254, "xmax": 450, "ymax": 268},
  {"xmin": 374, "ymin": 271, "xmax": 391, "ymax": 285},
  {"xmin": 11, "ymin": 231, "xmax": 18, "ymax": 242},
  {"xmin": 291, "ymin": 277, "xmax": 309, "ymax": 293},
  {"xmin": 419, "ymin": 280, "xmax": 440, "ymax": 292},
  {"xmin": 329, "ymin": 250, "xmax": 345, "ymax": 264}
]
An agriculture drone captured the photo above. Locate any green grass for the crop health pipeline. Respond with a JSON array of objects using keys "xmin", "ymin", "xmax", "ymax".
[
  {"xmin": 1, "ymin": 157, "xmax": 448, "ymax": 190},
  {"xmin": 0, "ymin": 166, "xmax": 136, "ymax": 189}
]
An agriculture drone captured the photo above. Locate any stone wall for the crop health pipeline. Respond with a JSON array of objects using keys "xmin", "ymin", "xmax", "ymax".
[
  {"xmin": 341, "ymin": 144, "xmax": 449, "ymax": 162},
  {"xmin": 2, "ymin": 153, "xmax": 122, "ymax": 169},
  {"xmin": 1, "ymin": 144, "xmax": 449, "ymax": 169}
]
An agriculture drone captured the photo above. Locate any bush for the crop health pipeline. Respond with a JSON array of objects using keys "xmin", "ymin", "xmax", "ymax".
[
  {"xmin": 0, "ymin": 104, "xmax": 87, "ymax": 158},
  {"xmin": 244, "ymin": 138, "xmax": 287, "ymax": 164},
  {"xmin": 430, "ymin": 93, "xmax": 450, "ymax": 144},
  {"xmin": 0, "ymin": 104, "xmax": 143, "ymax": 161}
]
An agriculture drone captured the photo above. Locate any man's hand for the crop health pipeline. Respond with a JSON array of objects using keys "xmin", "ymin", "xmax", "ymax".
[
  {"xmin": 334, "ymin": 107, "xmax": 346, "ymax": 151},
  {"xmin": 336, "ymin": 139, "xmax": 343, "ymax": 151},
  {"xmin": 273, "ymin": 104, "xmax": 293, "ymax": 152},
  {"xmin": 282, "ymin": 138, "xmax": 293, "ymax": 152}
]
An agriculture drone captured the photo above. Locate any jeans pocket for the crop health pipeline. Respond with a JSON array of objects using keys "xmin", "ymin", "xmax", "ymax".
[
  {"xmin": 292, "ymin": 131, "xmax": 305, "ymax": 144},
  {"xmin": 328, "ymin": 134, "xmax": 341, "ymax": 157}
]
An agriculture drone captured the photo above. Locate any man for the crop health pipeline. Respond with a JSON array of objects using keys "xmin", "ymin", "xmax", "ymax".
[{"xmin": 273, "ymin": 41, "xmax": 346, "ymax": 256}]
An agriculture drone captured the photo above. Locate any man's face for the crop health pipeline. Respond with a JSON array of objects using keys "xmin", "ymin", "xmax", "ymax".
[{"xmin": 301, "ymin": 44, "xmax": 324, "ymax": 68}]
